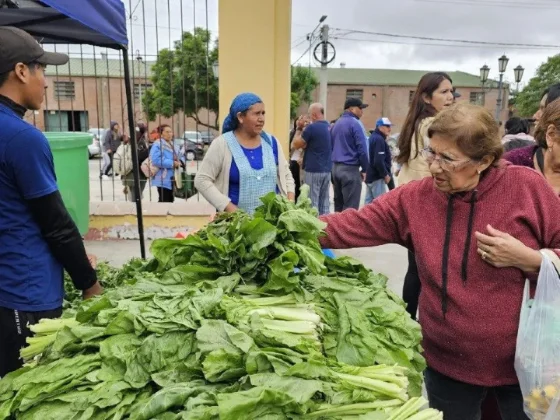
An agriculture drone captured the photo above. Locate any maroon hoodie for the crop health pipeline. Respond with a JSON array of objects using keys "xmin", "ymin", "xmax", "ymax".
[{"xmin": 320, "ymin": 164, "xmax": 560, "ymax": 386}]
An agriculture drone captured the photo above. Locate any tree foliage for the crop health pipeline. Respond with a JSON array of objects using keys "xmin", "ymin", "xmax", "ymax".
[
  {"xmin": 290, "ymin": 66, "xmax": 319, "ymax": 119},
  {"xmin": 515, "ymin": 55, "xmax": 560, "ymax": 117},
  {"xmin": 143, "ymin": 28, "xmax": 219, "ymax": 129},
  {"xmin": 144, "ymin": 29, "xmax": 319, "ymax": 130}
]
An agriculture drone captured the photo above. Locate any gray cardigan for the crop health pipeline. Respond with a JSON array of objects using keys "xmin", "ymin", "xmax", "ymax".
[{"xmin": 194, "ymin": 134, "xmax": 295, "ymax": 211}]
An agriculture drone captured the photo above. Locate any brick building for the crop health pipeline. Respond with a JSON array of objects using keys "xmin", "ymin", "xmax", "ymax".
[
  {"xmin": 27, "ymin": 56, "xmax": 218, "ymax": 136},
  {"xmin": 30, "ymin": 57, "xmax": 507, "ymax": 138},
  {"xmin": 300, "ymin": 67, "xmax": 509, "ymax": 133}
]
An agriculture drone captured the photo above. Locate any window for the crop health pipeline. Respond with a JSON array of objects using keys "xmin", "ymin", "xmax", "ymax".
[
  {"xmin": 346, "ymin": 89, "xmax": 363, "ymax": 100},
  {"xmin": 133, "ymin": 83, "xmax": 152, "ymax": 99},
  {"xmin": 53, "ymin": 81, "xmax": 75, "ymax": 100},
  {"xmin": 409, "ymin": 90, "xmax": 415, "ymax": 105},
  {"xmin": 469, "ymin": 92, "xmax": 485, "ymax": 106}
]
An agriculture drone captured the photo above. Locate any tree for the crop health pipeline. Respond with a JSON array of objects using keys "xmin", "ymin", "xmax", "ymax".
[
  {"xmin": 144, "ymin": 28, "xmax": 219, "ymax": 130},
  {"xmin": 290, "ymin": 66, "xmax": 319, "ymax": 119},
  {"xmin": 145, "ymin": 30, "xmax": 319, "ymax": 129},
  {"xmin": 515, "ymin": 55, "xmax": 560, "ymax": 117}
]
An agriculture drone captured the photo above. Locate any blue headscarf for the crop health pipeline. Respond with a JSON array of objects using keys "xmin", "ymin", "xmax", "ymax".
[{"xmin": 222, "ymin": 92, "xmax": 263, "ymax": 134}]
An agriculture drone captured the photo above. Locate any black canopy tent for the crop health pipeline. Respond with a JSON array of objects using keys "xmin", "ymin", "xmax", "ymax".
[{"xmin": 0, "ymin": 0, "xmax": 147, "ymax": 258}]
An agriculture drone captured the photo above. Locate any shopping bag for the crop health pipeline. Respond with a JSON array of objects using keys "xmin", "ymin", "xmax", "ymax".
[{"xmin": 515, "ymin": 250, "xmax": 560, "ymax": 420}]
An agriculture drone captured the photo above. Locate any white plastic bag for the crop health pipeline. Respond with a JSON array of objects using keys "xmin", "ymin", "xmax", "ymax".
[{"xmin": 515, "ymin": 251, "xmax": 560, "ymax": 420}]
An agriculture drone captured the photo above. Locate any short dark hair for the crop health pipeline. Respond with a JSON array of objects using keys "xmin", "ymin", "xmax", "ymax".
[
  {"xmin": 504, "ymin": 117, "xmax": 529, "ymax": 135},
  {"xmin": 546, "ymin": 83, "xmax": 560, "ymax": 107},
  {"xmin": 0, "ymin": 71, "xmax": 9, "ymax": 88},
  {"xmin": 0, "ymin": 62, "xmax": 39, "ymax": 88}
]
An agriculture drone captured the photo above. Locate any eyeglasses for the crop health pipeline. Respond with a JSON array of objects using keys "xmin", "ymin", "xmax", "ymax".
[{"xmin": 421, "ymin": 148, "xmax": 473, "ymax": 172}]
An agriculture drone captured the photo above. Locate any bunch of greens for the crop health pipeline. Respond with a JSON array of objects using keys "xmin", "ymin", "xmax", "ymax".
[
  {"xmin": 0, "ymin": 186, "xmax": 435, "ymax": 419},
  {"xmin": 63, "ymin": 259, "xmax": 148, "ymax": 309}
]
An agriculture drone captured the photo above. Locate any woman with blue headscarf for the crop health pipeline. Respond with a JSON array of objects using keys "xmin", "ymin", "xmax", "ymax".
[{"xmin": 195, "ymin": 93, "xmax": 295, "ymax": 214}]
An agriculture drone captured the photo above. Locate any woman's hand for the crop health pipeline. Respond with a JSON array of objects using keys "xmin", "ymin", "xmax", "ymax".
[
  {"xmin": 174, "ymin": 160, "xmax": 181, "ymax": 168},
  {"xmin": 296, "ymin": 116, "xmax": 306, "ymax": 130},
  {"xmin": 475, "ymin": 225, "xmax": 542, "ymax": 272},
  {"xmin": 224, "ymin": 202, "xmax": 238, "ymax": 213},
  {"xmin": 287, "ymin": 192, "xmax": 295, "ymax": 202}
]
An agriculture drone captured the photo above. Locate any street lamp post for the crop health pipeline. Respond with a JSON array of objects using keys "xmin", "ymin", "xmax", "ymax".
[
  {"xmin": 212, "ymin": 61, "xmax": 219, "ymax": 80},
  {"xmin": 136, "ymin": 50, "xmax": 143, "ymax": 115},
  {"xmin": 480, "ymin": 64, "xmax": 490, "ymax": 86},
  {"xmin": 495, "ymin": 54, "xmax": 509, "ymax": 122},
  {"xmin": 513, "ymin": 65, "xmax": 525, "ymax": 92}
]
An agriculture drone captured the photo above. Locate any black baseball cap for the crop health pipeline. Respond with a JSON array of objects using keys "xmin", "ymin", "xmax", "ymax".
[
  {"xmin": 344, "ymin": 97, "xmax": 368, "ymax": 110},
  {"xmin": 0, "ymin": 27, "xmax": 69, "ymax": 74}
]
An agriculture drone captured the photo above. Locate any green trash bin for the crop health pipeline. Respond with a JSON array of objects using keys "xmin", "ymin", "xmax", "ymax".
[{"xmin": 44, "ymin": 132, "xmax": 92, "ymax": 235}]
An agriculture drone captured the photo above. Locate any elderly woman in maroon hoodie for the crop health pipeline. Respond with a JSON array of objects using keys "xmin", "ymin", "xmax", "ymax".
[{"xmin": 319, "ymin": 103, "xmax": 560, "ymax": 419}]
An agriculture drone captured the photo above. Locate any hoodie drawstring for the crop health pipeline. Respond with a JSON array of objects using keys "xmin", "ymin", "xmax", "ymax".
[
  {"xmin": 440, "ymin": 196, "xmax": 455, "ymax": 318},
  {"xmin": 461, "ymin": 190, "xmax": 478, "ymax": 283},
  {"xmin": 440, "ymin": 190, "xmax": 478, "ymax": 318}
]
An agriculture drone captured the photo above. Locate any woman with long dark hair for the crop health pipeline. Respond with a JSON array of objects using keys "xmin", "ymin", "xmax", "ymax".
[{"xmin": 396, "ymin": 72, "xmax": 454, "ymax": 320}]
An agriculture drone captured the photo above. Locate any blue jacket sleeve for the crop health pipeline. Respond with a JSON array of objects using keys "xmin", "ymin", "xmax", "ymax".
[
  {"xmin": 352, "ymin": 122, "xmax": 369, "ymax": 172},
  {"xmin": 150, "ymin": 142, "xmax": 175, "ymax": 169},
  {"xmin": 373, "ymin": 135, "xmax": 390, "ymax": 178}
]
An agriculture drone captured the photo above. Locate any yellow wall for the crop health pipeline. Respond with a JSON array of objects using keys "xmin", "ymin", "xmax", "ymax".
[{"xmin": 218, "ymin": 0, "xmax": 292, "ymax": 157}]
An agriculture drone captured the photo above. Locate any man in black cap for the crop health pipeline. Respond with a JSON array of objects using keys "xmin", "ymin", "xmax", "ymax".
[
  {"xmin": 0, "ymin": 27, "xmax": 103, "ymax": 377},
  {"xmin": 330, "ymin": 97, "xmax": 369, "ymax": 211}
]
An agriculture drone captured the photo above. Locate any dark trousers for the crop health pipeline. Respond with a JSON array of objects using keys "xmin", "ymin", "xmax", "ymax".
[
  {"xmin": 289, "ymin": 160, "xmax": 301, "ymax": 201},
  {"xmin": 332, "ymin": 163, "xmax": 362, "ymax": 212},
  {"xmin": 0, "ymin": 306, "xmax": 62, "ymax": 377},
  {"xmin": 425, "ymin": 367, "xmax": 528, "ymax": 420},
  {"xmin": 403, "ymin": 251, "xmax": 421, "ymax": 319},
  {"xmin": 157, "ymin": 186, "xmax": 174, "ymax": 203}
]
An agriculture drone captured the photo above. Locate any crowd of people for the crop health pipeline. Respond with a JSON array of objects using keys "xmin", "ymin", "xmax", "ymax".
[{"xmin": 193, "ymin": 73, "xmax": 560, "ymax": 420}]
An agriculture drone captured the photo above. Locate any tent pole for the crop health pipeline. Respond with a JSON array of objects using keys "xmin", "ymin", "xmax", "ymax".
[{"xmin": 122, "ymin": 49, "xmax": 147, "ymax": 259}]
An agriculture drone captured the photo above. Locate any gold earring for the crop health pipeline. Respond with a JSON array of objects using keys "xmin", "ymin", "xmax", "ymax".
[{"xmin": 477, "ymin": 169, "xmax": 481, "ymax": 174}]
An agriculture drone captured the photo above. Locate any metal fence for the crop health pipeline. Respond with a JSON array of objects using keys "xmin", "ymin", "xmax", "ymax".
[{"xmin": 30, "ymin": 0, "xmax": 218, "ymax": 202}]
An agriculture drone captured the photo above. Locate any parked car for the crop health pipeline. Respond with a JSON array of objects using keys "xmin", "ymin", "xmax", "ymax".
[
  {"xmin": 87, "ymin": 128, "xmax": 105, "ymax": 159},
  {"xmin": 200, "ymin": 131, "xmax": 215, "ymax": 145},
  {"xmin": 183, "ymin": 131, "xmax": 203, "ymax": 144},
  {"xmin": 176, "ymin": 139, "xmax": 205, "ymax": 161}
]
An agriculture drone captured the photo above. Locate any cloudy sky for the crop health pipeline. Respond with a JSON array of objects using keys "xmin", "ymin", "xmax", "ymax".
[{"xmin": 68, "ymin": 0, "xmax": 559, "ymax": 88}]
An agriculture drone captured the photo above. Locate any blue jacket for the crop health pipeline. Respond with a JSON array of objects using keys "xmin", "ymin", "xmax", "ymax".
[
  {"xmin": 365, "ymin": 128, "xmax": 392, "ymax": 183},
  {"xmin": 331, "ymin": 111, "xmax": 368, "ymax": 171},
  {"xmin": 150, "ymin": 140, "xmax": 183, "ymax": 190}
]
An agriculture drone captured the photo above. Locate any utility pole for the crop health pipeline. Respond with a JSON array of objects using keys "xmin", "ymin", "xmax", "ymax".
[{"xmin": 319, "ymin": 24, "xmax": 329, "ymax": 116}]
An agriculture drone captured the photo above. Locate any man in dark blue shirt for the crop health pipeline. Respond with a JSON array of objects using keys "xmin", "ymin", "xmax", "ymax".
[
  {"xmin": 291, "ymin": 103, "xmax": 332, "ymax": 215},
  {"xmin": 330, "ymin": 98, "xmax": 369, "ymax": 211},
  {"xmin": 0, "ymin": 27, "xmax": 102, "ymax": 376},
  {"xmin": 365, "ymin": 117, "xmax": 393, "ymax": 203}
]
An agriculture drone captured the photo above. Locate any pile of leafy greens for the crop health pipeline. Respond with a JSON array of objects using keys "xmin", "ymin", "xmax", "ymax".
[{"xmin": 0, "ymin": 186, "xmax": 438, "ymax": 420}]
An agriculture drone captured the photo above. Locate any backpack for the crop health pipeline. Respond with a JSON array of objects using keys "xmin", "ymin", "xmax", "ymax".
[{"xmin": 113, "ymin": 143, "xmax": 133, "ymax": 176}]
